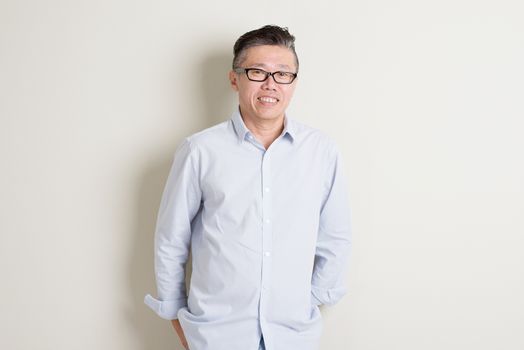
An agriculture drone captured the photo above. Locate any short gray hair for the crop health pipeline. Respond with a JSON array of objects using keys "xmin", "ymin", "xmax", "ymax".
[{"xmin": 232, "ymin": 25, "xmax": 299, "ymax": 72}]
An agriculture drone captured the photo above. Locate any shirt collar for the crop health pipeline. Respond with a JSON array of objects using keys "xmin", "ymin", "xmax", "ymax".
[{"xmin": 231, "ymin": 106, "xmax": 296, "ymax": 144}]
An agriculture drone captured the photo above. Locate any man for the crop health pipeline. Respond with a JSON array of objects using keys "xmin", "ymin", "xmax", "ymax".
[{"xmin": 144, "ymin": 25, "xmax": 352, "ymax": 350}]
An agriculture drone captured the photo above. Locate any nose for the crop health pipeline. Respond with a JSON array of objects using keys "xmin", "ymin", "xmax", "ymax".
[{"xmin": 261, "ymin": 74, "xmax": 277, "ymax": 90}]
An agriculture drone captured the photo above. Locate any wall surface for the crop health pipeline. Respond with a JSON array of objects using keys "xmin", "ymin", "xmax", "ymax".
[{"xmin": 1, "ymin": 0, "xmax": 523, "ymax": 349}]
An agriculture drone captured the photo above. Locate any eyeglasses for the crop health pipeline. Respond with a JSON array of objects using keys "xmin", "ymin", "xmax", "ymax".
[{"xmin": 234, "ymin": 67, "xmax": 298, "ymax": 84}]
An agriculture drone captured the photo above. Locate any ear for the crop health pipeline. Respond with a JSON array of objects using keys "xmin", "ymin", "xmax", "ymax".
[{"xmin": 229, "ymin": 70, "xmax": 239, "ymax": 92}]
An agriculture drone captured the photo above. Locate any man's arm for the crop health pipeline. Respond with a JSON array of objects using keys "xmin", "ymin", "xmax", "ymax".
[
  {"xmin": 171, "ymin": 319, "xmax": 189, "ymax": 350},
  {"xmin": 144, "ymin": 137, "xmax": 202, "ymax": 321},
  {"xmin": 311, "ymin": 143, "xmax": 352, "ymax": 306}
]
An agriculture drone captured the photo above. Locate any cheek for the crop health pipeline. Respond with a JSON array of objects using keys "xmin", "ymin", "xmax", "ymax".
[
  {"xmin": 239, "ymin": 90, "xmax": 256, "ymax": 105},
  {"xmin": 283, "ymin": 88, "xmax": 296, "ymax": 101},
  {"xmin": 244, "ymin": 90, "xmax": 257, "ymax": 102}
]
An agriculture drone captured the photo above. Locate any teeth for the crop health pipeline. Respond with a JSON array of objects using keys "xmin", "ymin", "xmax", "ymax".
[{"xmin": 259, "ymin": 97, "xmax": 277, "ymax": 103}]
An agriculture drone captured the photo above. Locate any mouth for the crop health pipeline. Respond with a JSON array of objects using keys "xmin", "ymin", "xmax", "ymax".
[{"xmin": 257, "ymin": 96, "xmax": 279, "ymax": 104}]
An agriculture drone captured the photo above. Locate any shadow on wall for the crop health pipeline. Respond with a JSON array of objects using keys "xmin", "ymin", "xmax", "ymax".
[
  {"xmin": 126, "ymin": 49, "xmax": 236, "ymax": 349},
  {"xmin": 198, "ymin": 49, "xmax": 239, "ymax": 127}
]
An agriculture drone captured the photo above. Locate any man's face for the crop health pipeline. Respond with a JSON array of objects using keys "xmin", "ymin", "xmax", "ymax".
[{"xmin": 229, "ymin": 45, "xmax": 298, "ymax": 123}]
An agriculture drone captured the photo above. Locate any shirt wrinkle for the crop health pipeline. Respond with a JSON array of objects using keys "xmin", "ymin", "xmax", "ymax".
[{"xmin": 144, "ymin": 107, "xmax": 351, "ymax": 350}]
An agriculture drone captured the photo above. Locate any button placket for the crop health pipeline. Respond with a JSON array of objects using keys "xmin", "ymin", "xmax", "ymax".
[{"xmin": 258, "ymin": 148, "xmax": 273, "ymax": 336}]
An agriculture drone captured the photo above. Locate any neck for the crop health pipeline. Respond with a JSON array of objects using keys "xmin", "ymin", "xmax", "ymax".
[{"xmin": 239, "ymin": 107, "xmax": 285, "ymax": 149}]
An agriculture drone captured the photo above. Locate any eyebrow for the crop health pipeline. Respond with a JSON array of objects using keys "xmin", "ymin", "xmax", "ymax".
[{"xmin": 250, "ymin": 63, "xmax": 293, "ymax": 70}]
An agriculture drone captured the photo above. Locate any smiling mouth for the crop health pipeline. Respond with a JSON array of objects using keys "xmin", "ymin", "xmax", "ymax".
[{"xmin": 257, "ymin": 96, "xmax": 279, "ymax": 103}]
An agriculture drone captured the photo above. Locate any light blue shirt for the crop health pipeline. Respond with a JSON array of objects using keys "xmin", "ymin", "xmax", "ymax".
[{"xmin": 144, "ymin": 107, "xmax": 352, "ymax": 350}]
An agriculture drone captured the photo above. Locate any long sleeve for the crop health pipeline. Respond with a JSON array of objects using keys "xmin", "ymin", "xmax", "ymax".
[
  {"xmin": 311, "ymin": 143, "xmax": 352, "ymax": 306},
  {"xmin": 144, "ymin": 137, "xmax": 202, "ymax": 320}
]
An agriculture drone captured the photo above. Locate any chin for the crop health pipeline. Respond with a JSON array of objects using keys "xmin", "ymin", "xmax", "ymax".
[
  {"xmin": 257, "ymin": 107, "xmax": 284, "ymax": 117},
  {"xmin": 258, "ymin": 113, "xmax": 282, "ymax": 120}
]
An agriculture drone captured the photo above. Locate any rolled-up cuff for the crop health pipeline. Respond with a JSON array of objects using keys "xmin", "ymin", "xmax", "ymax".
[
  {"xmin": 144, "ymin": 294, "xmax": 187, "ymax": 320},
  {"xmin": 311, "ymin": 291, "xmax": 323, "ymax": 306},
  {"xmin": 311, "ymin": 285, "xmax": 348, "ymax": 306}
]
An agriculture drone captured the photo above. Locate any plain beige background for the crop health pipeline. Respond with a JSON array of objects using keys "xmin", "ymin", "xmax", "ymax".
[{"xmin": 1, "ymin": 0, "xmax": 523, "ymax": 349}]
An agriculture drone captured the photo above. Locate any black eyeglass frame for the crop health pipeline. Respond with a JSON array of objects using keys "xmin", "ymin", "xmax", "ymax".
[{"xmin": 234, "ymin": 67, "xmax": 298, "ymax": 84}]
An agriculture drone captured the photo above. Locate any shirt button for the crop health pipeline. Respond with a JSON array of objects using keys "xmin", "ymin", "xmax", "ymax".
[
  {"xmin": 264, "ymin": 251, "xmax": 271, "ymax": 257},
  {"xmin": 264, "ymin": 187, "xmax": 270, "ymax": 192},
  {"xmin": 265, "ymin": 219, "xmax": 271, "ymax": 224}
]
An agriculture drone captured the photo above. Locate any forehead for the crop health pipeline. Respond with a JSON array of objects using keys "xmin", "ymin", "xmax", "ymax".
[{"xmin": 241, "ymin": 45, "xmax": 296, "ymax": 70}]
